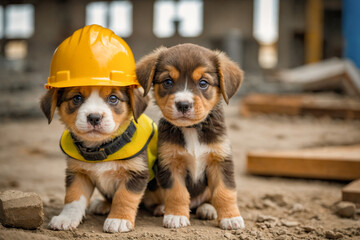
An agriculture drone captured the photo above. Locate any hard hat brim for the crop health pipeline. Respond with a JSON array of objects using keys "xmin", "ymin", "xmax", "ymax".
[{"xmin": 45, "ymin": 78, "xmax": 140, "ymax": 89}]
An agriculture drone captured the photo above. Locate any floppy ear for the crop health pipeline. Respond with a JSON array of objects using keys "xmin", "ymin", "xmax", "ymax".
[
  {"xmin": 136, "ymin": 46, "xmax": 167, "ymax": 97},
  {"xmin": 40, "ymin": 89, "xmax": 62, "ymax": 124},
  {"xmin": 214, "ymin": 51, "xmax": 244, "ymax": 104},
  {"xmin": 128, "ymin": 87, "xmax": 149, "ymax": 123}
]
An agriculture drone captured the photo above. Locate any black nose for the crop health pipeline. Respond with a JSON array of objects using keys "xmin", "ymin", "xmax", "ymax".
[
  {"xmin": 87, "ymin": 113, "xmax": 102, "ymax": 126},
  {"xmin": 176, "ymin": 101, "xmax": 193, "ymax": 114}
]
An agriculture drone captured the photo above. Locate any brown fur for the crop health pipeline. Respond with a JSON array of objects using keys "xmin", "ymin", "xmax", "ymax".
[
  {"xmin": 107, "ymin": 185, "xmax": 144, "ymax": 226},
  {"xmin": 136, "ymin": 43, "xmax": 244, "ymax": 228},
  {"xmin": 64, "ymin": 173, "xmax": 94, "ymax": 204},
  {"xmin": 164, "ymin": 175, "xmax": 190, "ymax": 218}
]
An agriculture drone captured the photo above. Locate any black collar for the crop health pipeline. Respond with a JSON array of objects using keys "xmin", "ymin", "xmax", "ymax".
[{"xmin": 71, "ymin": 121, "xmax": 137, "ymax": 161}]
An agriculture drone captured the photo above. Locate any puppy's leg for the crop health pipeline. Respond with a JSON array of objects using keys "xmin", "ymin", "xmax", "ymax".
[
  {"xmin": 89, "ymin": 199, "xmax": 111, "ymax": 215},
  {"xmin": 207, "ymin": 157, "xmax": 245, "ymax": 230},
  {"xmin": 49, "ymin": 171, "xmax": 94, "ymax": 230},
  {"xmin": 162, "ymin": 173, "xmax": 190, "ymax": 228},
  {"xmin": 103, "ymin": 170, "xmax": 148, "ymax": 233},
  {"xmin": 142, "ymin": 187, "xmax": 165, "ymax": 216}
]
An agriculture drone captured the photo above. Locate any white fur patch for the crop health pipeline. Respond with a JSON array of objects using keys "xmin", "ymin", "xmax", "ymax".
[
  {"xmin": 196, "ymin": 203, "xmax": 218, "ymax": 220},
  {"xmin": 174, "ymin": 90, "xmax": 194, "ymax": 104},
  {"xmin": 163, "ymin": 215, "xmax": 190, "ymax": 228},
  {"xmin": 153, "ymin": 204, "xmax": 165, "ymax": 216},
  {"xmin": 181, "ymin": 128, "xmax": 210, "ymax": 181},
  {"xmin": 75, "ymin": 89, "xmax": 115, "ymax": 134},
  {"xmin": 103, "ymin": 218, "xmax": 133, "ymax": 233},
  {"xmin": 219, "ymin": 216, "xmax": 245, "ymax": 230},
  {"xmin": 48, "ymin": 195, "xmax": 87, "ymax": 230}
]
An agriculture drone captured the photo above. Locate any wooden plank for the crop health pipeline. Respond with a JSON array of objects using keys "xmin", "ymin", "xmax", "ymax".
[
  {"xmin": 342, "ymin": 179, "xmax": 360, "ymax": 203},
  {"xmin": 246, "ymin": 145, "xmax": 360, "ymax": 180},
  {"xmin": 241, "ymin": 93, "xmax": 360, "ymax": 120}
]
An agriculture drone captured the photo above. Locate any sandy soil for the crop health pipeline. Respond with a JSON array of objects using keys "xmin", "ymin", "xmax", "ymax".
[{"xmin": 0, "ymin": 98, "xmax": 360, "ymax": 240}]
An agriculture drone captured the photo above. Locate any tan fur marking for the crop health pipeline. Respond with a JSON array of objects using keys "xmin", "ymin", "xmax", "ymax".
[
  {"xmin": 164, "ymin": 175, "xmax": 190, "ymax": 218},
  {"xmin": 64, "ymin": 173, "xmax": 94, "ymax": 204},
  {"xmin": 211, "ymin": 181, "xmax": 240, "ymax": 220},
  {"xmin": 158, "ymin": 143, "xmax": 190, "ymax": 176},
  {"xmin": 192, "ymin": 66, "xmax": 207, "ymax": 81},
  {"xmin": 166, "ymin": 65, "xmax": 180, "ymax": 81},
  {"xmin": 206, "ymin": 161, "xmax": 240, "ymax": 220},
  {"xmin": 192, "ymin": 92, "xmax": 220, "ymax": 122},
  {"xmin": 108, "ymin": 185, "xmax": 145, "ymax": 226}
]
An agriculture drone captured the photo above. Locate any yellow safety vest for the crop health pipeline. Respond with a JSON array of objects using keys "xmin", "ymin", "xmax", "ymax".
[{"xmin": 60, "ymin": 114, "xmax": 157, "ymax": 181}]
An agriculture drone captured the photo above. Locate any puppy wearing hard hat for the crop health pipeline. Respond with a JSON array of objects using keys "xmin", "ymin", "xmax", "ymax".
[{"xmin": 41, "ymin": 25, "xmax": 157, "ymax": 233}]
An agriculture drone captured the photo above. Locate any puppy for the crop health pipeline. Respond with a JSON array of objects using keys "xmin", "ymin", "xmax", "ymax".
[
  {"xmin": 41, "ymin": 86, "xmax": 156, "ymax": 233},
  {"xmin": 136, "ymin": 43, "xmax": 245, "ymax": 230}
]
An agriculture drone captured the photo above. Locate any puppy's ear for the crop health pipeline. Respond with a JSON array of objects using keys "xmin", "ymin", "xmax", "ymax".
[
  {"xmin": 40, "ymin": 89, "xmax": 62, "ymax": 124},
  {"xmin": 136, "ymin": 46, "xmax": 167, "ymax": 97},
  {"xmin": 128, "ymin": 87, "xmax": 149, "ymax": 123},
  {"xmin": 214, "ymin": 51, "xmax": 244, "ymax": 104}
]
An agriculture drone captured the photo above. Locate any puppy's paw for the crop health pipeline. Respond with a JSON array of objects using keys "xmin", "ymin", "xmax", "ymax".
[
  {"xmin": 153, "ymin": 204, "xmax": 165, "ymax": 216},
  {"xmin": 103, "ymin": 218, "xmax": 133, "ymax": 233},
  {"xmin": 163, "ymin": 215, "xmax": 190, "ymax": 228},
  {"xmin": 196, "ymin": 203, "xmax": 218, "ymax": 220},
  {"xmin": 48, "ymin": 196, "xmax": 87, "ymax": 231},
  {"xmin": 48, "ymin": 214, "xmax": 82, "ymax": 230},
  {"xmin": 89, "ymin": 199, "xmax": 111, "ymax": 215},
  {"xmin": 219, "ymin": 216, "xmax": 245, "ymax": 230}
]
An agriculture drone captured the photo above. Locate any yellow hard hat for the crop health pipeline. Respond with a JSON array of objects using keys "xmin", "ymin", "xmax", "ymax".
[{"xmin": 45, "ymin": 24, "xmax": 139, "ymax": 89}]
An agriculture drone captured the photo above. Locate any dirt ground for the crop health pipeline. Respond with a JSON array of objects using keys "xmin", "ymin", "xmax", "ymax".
[{"xmin": 0, "ymin": 97, "xmax": 360, "ymax": 240}]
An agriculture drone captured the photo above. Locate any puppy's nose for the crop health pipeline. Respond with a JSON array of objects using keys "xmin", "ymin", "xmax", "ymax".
[
  {"xmin": 87, "ymin": 113, "xmax": 102, "ymax": 126},
  {"xmin": 176, "ymin": 101, "xmax": 193, "ymax": 114}
]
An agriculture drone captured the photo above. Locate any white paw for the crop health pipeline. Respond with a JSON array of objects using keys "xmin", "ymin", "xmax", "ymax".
[
  {"xmin": 89, "ymin": 199, "xmax": 110, "ymax": 215},
  {"xmin": 48, "ymin": 214, "xmax": 82, "ymax": 230},
  {"xmin": 219, "ymin": 216, "xmax": 245, "ymax": 230},
  {"xmin": 153, "ymin": 204, "xmax": 165, "ymax": 216},
  {"xmin": 48, "ymin": 196, "xmax": 87, "ymax": 231},
  {"xmin": 163, "ymin": 215, "xmax": 190, "ymax": 228},
  {"xmin": 103, "ymin": 218, "xmax": 133, "ymax": 233},
  {"xmin": 196, "ymin": 203, "xmax": 218, "ymax": 220}
]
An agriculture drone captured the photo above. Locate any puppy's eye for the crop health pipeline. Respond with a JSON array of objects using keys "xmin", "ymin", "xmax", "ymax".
[
  {"xmin": 162, "ymin": 79, "xmax": 174, "ymax": 89},
  {"xmin": 108, "ymin": 95, "xmax": 119, "ymax": 105},
  {"xmin": 198, "ymin": 79, "xmax": 209, "ymax": 90},
  {"xmin": 72, "ymin": 95, "xmax": 83, "ymax": 105}
]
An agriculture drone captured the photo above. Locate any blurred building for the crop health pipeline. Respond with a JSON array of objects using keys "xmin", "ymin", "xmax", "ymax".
[{"xmin": 0, "ymin": 0, "xmax": 346, "ymax": 117}]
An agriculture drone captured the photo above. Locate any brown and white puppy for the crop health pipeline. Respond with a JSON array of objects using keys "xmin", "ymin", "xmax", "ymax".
[
  {"xmin": 41, "ymin": 86, "xmax": 148, "ymax": 233},
  {"xmin": 136, "ymin": 43, "xmax": 245, "ymax": 230}
]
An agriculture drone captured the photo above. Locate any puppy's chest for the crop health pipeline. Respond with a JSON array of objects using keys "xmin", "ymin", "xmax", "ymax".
[
  {"xmin": 181, "ymin": 128, "xmax": 212, "ymax": 181},
  {"xmin": 68, "ymin": 159, "xmax": 146, "ymax": 198}
]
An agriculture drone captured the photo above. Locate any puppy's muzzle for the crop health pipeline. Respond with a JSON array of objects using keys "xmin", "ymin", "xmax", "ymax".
[
  {"xmin": 87, "ymin": 113, "xmax": 102, "ymax": 126},
  {"xmin": 176, "ymin": 101, "xmax": 193, "ymax": 114}
]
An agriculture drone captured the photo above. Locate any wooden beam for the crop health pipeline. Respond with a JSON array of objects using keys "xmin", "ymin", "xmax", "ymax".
[
  {"xmin": 240, "ymin": 94, "xmax": 360, "ymax": 120},
  {"xmin": 342, "ymin": 179, "xmax": 360, "ymax": 203},
  {"xmin": 247, "ymin": 145, "xmax": 360, "ymax": 180}
]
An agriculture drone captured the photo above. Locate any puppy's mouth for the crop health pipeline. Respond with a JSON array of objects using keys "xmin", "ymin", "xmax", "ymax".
[
  {"xmin": 75, "ymin": 125, "xmax": 112, "ymax": 139},
  {"xmin": 165, "ymin": 113, "xmax": 206, "ymax": 127}
]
